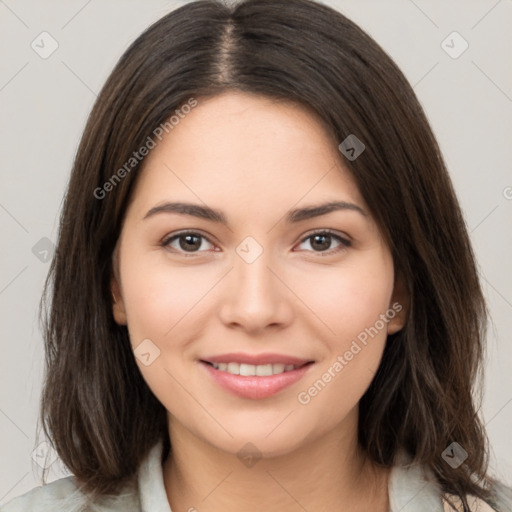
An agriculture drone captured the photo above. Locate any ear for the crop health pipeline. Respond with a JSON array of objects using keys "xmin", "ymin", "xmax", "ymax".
[
  {"xmin": 111, "ymin": 277, "xmax": 128, "ymax": 325},
  {"xmin": 387, "ymin": 272, "xmax": 409, "ymax": 335},
  {"xmin": 111, "ymin": 246, "xmax": 127, "ymax": 325}
]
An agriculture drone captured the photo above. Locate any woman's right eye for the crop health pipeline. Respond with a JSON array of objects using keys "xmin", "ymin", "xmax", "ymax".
[{"xmin": 162, "ymin": 231, "xmax": 216, "ymax": 255}]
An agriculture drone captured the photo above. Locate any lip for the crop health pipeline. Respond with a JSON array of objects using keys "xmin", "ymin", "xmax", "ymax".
[
  {"xmin": 200, "ymin": 359, "xmax": 315, "ymax": 400},
  {"xmin": 201, "ymin": 352, "xmax": 313, "ymax": 366}
]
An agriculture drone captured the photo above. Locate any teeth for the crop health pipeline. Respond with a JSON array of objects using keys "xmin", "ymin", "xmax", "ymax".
[
  {"xmin": 240, "ymin": 363, "xmax": 256, "ymax": 376},
  {"xmin": 210, "ymin": 362, "xmax": 301, "ymax": 376},
  {"xmin": 227, "ymin": 362, "xmax": 239, "ymax": 374}
]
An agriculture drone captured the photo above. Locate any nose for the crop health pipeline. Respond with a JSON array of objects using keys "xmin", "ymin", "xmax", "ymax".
[{"xmin": 217, "ymin": 246, "xmax": 293, "ymax": 334}]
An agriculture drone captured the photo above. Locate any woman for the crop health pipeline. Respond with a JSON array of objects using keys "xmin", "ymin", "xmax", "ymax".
[{"xmin": 2, "ymin": 0, "xmax": 511, "ymax": 511}]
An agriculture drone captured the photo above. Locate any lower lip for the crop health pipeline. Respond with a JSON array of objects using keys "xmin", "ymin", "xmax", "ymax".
[{"xmin": 201, "ymin": 361, "xmax": 313, "ymax": 400}]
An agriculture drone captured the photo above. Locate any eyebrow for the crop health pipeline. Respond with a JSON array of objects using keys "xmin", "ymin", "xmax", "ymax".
[{"xmin": 143, "ymin": 200, "xmax": 366, "ymax": 226}]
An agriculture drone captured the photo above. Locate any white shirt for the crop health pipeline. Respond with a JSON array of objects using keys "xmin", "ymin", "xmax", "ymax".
[{"xmin": 1, "ymin": 440, "xmax": 508, "ymax": 512}]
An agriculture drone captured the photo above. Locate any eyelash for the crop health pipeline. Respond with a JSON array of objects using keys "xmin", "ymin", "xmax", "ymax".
[{"xmin": 161, "ymin": 229, "xmax": 351, "ymax": 257}]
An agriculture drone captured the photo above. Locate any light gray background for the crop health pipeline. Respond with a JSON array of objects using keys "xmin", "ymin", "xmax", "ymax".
[{"xmin": 1, "ymin": 0, "xmax": 511, "ymax": 504}]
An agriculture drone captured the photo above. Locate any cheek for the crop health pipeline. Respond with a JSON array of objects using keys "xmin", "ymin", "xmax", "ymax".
[
  {"xmin": 294, "ymin": 253, "xmax": 395, "ymax": 345},
  {"xmin": 118, "ymin": 249, "xmax": 206, "ymax": 413},
  {"xmin": 293, "ymin": 252, "xmax": 394, "ymax": 410},
  {"xmin": 120, "ymin": 250, "xmax": 214, "ymax": 342}
]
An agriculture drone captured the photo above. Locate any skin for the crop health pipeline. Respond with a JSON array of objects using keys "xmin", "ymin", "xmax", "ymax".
[{"xmin": 112, "ymin": 91, "xmax": 408, "ymax": 512}]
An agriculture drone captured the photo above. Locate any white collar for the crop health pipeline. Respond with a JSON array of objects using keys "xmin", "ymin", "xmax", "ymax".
[
  {"xmin": 137, "ymin": 439, "xmax": 444, "ymax": 512},
  {"xmin": 137, "ymin": 440, "xmax": 172, "ymax": 512},
  {"xmin": 388, "ymin": 450, "xmax": 444, "ymax": 511}
]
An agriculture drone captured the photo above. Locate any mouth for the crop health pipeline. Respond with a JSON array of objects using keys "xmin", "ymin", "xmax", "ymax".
[{"xmin": 199, "ymin": 355, "xmax": 315, "ymax": 399}]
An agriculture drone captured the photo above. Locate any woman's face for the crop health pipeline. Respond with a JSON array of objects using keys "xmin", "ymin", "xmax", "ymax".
[{"xmin": 112, "ymin": 91, "xmax": 406, "ymax": 457}]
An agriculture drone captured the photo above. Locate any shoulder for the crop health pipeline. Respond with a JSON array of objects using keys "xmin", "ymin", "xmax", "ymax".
[
  {"xmin": 442, "ymin": 494, "xmax": 495, "ymax": 511},
  {"xmin": 0, "ymin": 475, "xmax": 140, "ymax": 512},
  {"xmin": 1, "ymin": 439, "xmax": 165, "ymax": 512},
  {"xmin": 389, "ymin": 451, "xmax": 512, "ymax": 512},
  {"xmin": 0, "ymin": 476, "xmax": 83, "ymax": 512},
  {"xmin": 442, "ymin": 480, "xmax": 512, "ymax": 512}
]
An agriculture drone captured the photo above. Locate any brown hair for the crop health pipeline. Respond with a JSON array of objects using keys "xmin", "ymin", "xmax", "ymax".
[{"xmin": 40, "ymin": 0, "xmax": 501, "ymax": 509}]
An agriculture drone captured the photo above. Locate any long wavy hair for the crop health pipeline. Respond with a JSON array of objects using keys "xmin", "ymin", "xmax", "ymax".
[{"xmin": 40, "ymin": 0, "xmax": 501, "ymax": 509}]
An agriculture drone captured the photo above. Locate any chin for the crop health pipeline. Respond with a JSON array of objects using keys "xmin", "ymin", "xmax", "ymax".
[{"xmin": 216, "ymin": 431, "xmax": 308, "ymax": 460}]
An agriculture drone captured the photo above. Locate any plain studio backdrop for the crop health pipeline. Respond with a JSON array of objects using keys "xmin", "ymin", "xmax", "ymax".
[{"xmin": 0, "ymin": 0, "xmax": 511, "ymax": 505}]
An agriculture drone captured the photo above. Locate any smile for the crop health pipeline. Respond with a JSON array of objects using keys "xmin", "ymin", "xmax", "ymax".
[{"xmin": 200, "ymin": 357, "xmax": 314, "ymax": 400}]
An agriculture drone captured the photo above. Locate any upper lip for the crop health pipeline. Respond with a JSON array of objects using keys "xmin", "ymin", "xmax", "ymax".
[{"xmin": 201, "ymin": 353, "xmax": 314, "ymax": 366}]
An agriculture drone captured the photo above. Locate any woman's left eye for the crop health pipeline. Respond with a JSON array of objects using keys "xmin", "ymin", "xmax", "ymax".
[{"xmin": 295, "ymin": 230, "xmax": 351, "ymax": 255}]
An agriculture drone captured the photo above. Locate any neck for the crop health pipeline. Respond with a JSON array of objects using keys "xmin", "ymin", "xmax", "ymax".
[{"xmin": 162, "ymin": 409, "xmax": 390, "ymax": 512}]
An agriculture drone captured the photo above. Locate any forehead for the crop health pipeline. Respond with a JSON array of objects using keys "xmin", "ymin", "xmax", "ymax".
[{"xmin": 130, "ymin": 91, "xmax": 366, "ymax": 218}]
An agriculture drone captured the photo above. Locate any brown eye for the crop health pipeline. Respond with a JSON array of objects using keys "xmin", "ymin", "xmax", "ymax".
[
  {"xmin": 162, "ymin": 231, "xmax": 215, "ymax": 254},
  {"xmin": 296, "ymin": 230, "xmax": 351, "ymax": 255},
  {"xmin": 178, "ymin": 234, "xmax": 202, "ymax": 251},
  {"xmin": 310, "ymin": 233, "xmax": 332, "ymax": 251}
]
